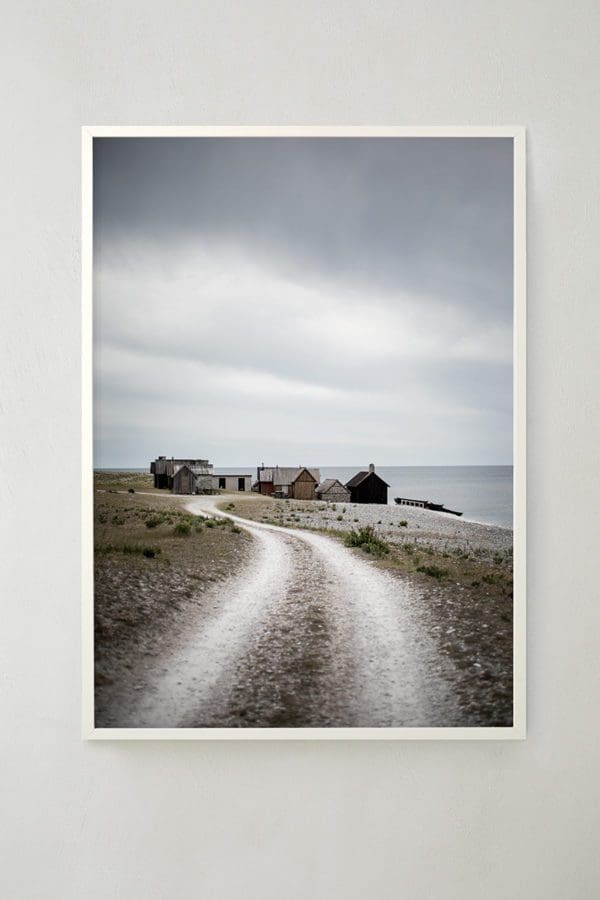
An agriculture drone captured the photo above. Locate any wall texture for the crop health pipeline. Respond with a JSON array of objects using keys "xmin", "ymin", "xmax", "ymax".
[{"xmin": 2, "ymin": 2, "xmax": 599, "ymax": 897}]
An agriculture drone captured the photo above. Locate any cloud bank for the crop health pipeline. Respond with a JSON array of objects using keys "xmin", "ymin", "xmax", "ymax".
[{"xmin": 93, "ymin": 137, "xmax": 513, "ymax": 467}]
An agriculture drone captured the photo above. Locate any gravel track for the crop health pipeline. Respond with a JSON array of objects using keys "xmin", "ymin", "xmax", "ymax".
[{"xmin": 126, "ymin": 496, "xmax": 464, "ymax": 728}]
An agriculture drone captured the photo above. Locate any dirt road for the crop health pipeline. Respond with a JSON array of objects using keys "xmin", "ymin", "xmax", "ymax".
[{"xmin": 125, "ymin": 496, "xmax": 463, "ymax": 728}]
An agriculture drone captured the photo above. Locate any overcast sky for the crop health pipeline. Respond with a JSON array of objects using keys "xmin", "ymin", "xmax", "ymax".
[{"xmin": 93, "ymin": 136, "xmax": 513, "ymax": 468}]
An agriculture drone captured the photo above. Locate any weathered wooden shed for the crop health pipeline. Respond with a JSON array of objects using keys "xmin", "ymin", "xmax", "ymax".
[
  {"xmin": 290, "ymin": 467, "xmax": 318, "ymax": 500},
  {"xmin": 346, "ymin": 464, "xmax": 389, "ymax": 504},
  {"xmin": 172, "ymin": 465, "xmax": 214, "ymax": 495},
  {"xmin": 258, "ymin": 466, "xmax": 320, "ymax": 498},
  {"xmin": 315, "ymin": 478, "xmax": 351, "ymax": 503}
]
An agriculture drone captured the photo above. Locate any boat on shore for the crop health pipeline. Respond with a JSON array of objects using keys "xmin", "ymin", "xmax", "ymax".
[{"xmin": 394, "ymin": 497, "xmax": 463, "ymax": 517}]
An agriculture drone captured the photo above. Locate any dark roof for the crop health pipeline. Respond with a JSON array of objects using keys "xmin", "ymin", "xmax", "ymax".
[
  {"xmin": 346, "ymin": 470, "xmax": 390, "ymax": 488},
  {"xmin": 346, "ymin": 471, "xmax": 368, "ymax": 487}
]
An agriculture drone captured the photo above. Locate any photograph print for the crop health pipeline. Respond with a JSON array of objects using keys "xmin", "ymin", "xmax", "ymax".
[{"xmin": 85, "ymin": 127, "xmax": 525, "ymax": 737}]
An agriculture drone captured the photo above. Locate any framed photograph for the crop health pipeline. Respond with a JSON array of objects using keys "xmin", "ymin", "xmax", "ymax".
[{"xmin": 82, "ymin": 126, "xmax": 525, "ymax": 739}]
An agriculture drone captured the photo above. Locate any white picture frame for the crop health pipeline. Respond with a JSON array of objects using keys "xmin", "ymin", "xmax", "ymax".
[{"xmin": 82, "ymin": 125, "xmax": 526, "ymax": 740}]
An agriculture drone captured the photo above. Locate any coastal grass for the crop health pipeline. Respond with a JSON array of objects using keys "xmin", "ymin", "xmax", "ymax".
[
  {"xmin": 217, "ymin": 494, "xmax": 513, "ymax": 601},
  {"xmin": 344, "ymin": 525, "xmax": 390, "ymax": 558},
  {"xmin": 94, "ymin": 479, "xmax": 249, "ymax": 572},
  {"xmin": 95, "ymin": 541, "xmax": 162, "ymax": 558},
  {"xmin": 94, "ymin": 470, "xmax": 156, "ymax": 492}
]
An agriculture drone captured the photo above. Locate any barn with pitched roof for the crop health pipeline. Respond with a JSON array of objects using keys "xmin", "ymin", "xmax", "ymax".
[
  {"xmin": 172, "ymin": 464, "xmax": 214, "ymax": 495},
  {"xmin": 345, "ymin": 464, "xmax": 389, "ymax": 504},
  {"xmin": 256, "ymin": 465, "xmax": 320, "ymax": 499}
]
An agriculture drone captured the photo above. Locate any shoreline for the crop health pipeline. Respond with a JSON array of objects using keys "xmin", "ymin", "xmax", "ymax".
[
  {"xmin": 217, "ymin": 493, "xmax": 512, "ymax": 555},
  {"xmin": 94, "ymin": 468, "xmax": 513, "ymax": 529}
]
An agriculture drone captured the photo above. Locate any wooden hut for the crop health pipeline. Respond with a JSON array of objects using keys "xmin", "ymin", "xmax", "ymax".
[
  {"xmin": 258, "ymin": 466, "xmax": 320, "ymax": 498},
  {"xmin": 315, "ymin": 478, "xmax": 351, "ymax": 503},
  {"xmin": 346, "ymin": 464, "xmax": 389, "ymax": 504},
  {"xmin": 172, "ymin": 464, "xmax": 214, "ymax": 494},
  {"xmin": 289, "ymin": 467, "xmax": 318, "ymax": 500}
]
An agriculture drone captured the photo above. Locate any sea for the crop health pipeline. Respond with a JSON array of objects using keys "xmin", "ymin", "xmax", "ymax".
[
  {"xmin": 99, "ymin": 465, "xmax": 513, "ymax": 529},
  {"xmin": 319, "ymin": 466, "xmax": 513, "ymax": 529}
]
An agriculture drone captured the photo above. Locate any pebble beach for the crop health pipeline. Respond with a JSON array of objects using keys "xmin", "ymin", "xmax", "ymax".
[{"xmin": 223, "ymin": 494, "xmax": 513, "ymax": 562}]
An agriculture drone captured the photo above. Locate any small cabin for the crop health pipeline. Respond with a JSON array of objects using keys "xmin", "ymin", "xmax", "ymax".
[
  {"xmin": 289, "ymin": 467, "xmax": 318, "ymax": 501},
  {"xmin": 346, "ymin": 464, "xmax": 389, "ymax": 504},
  {"xmin": 315, "ymin": 478, "xmax": 351, "ymax": 504},
  {"xmin": 258, "ymin": 465, "xmax": 320, "ymax": 499},
  {"xmin": 172, "ymin": 464, "xmax": 214, "ymax": 495}
]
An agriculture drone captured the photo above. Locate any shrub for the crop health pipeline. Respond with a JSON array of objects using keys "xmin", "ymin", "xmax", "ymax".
[
  {"xmin": 344, "ymin": 525, "xmax": 390, "ymax": 557},
  {"xmin": 336, "ymin": 515, "xmax": 343, "ymax": 521},
  {"xmin": 205, "ymin": 519, "xmax": 215, "ymax": 528},
  {"xmin": 416, "ymin": 565, "xmax": 449, "ymax": 580},
  {"xmin": 145, "ymin": 515, "xmax": 162, "ymax": 529},
  {"xmin": 143, "ymin": 547, "xmax": 160, "ymax": 558},
  {"xmin": 399, "ymin": 520, "xmax": 408, "ymax": 527},
  {"xmin": 121, "ymin": 543, "xmax": 142, "ymax": 555},
  {"xmin": 231, "ymin": 525, "xmax": 241, "ymax": 534},
  {"xmin": 173, "ymin": 521, "xmax": 192, "ymax": 536},
  {"xmin": 95, "ymin": 542, "xmax": 160, "ymax": 557},
  {"xmin": 128, "ymin": 488, "xmax": 135, "ymax": 493}
]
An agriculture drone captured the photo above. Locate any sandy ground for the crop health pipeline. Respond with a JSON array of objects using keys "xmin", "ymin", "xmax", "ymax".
[{"xmin": 95, "ymin": 489, "xmax": 513, "ymax": 728}]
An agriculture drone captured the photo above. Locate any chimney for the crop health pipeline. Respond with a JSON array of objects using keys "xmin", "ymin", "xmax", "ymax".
[{"xmin": 368, "ymin": 463, "xmax": 375, "ymax": 473}]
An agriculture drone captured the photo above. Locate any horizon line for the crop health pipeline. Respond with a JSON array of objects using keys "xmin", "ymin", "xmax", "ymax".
[{"xmin": 95, "ymin": 462, "xmax": 514, "ymax": 470}]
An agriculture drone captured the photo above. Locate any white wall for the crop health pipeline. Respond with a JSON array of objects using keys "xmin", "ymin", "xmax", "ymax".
[{"xmin": 2, "ymin": 2, "xmax": 600, "ymax": 897}]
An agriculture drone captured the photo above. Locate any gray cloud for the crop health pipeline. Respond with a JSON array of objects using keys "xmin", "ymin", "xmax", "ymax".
[{"xmin": 93, "ymin": 136, "xmax": 513, "ymax": 467}]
